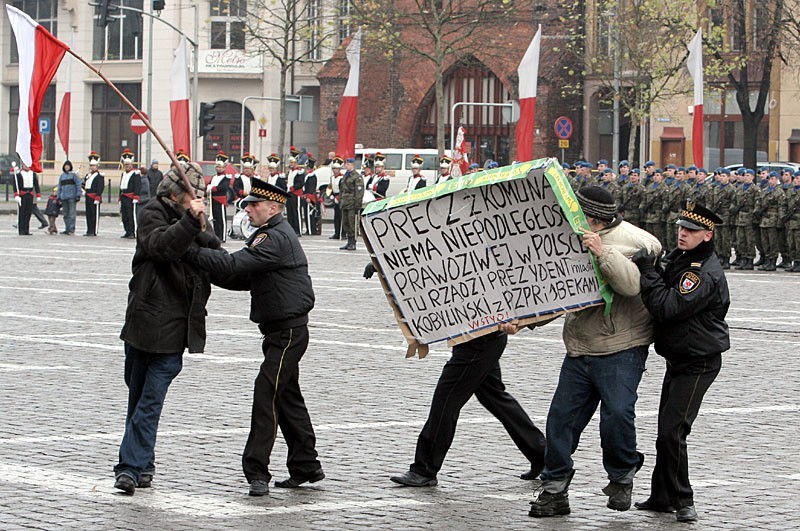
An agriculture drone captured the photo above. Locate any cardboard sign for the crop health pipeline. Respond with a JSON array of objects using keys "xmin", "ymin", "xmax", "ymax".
[{"xmin": 361, "ymin": 158, "xmax": 608, "ymax": 352}]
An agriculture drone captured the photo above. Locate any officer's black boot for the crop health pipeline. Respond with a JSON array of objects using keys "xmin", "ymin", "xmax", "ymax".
[
  {"xmin": 765, "ymin": 258, "xmax": 777, "ymax": 271},
  {"xmin": 339, "ymin": 233, "xmax": 350, "ymax": 250},
  {"xmin": 346, "ymin": 235, "xmax": 356, "ymax": 250},
  {"xmin": 791, "ymin": 261, "xmax": 800, "ymax": 272},
  {"xmin": 720, "ymin": 257, "xmax": 730, "ymax": 269},
  {"xmin": 753, "ymin": 255, "xmax": 764, "ymax": 267},
  {"xmin": 738, "ymin": 258, "xmax": 754, "ymax": 270}
]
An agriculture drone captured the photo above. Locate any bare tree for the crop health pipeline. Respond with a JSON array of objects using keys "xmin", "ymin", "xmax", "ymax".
[
  {"xmin": 352, "ymin": 0, "xmax": 518, "ymax": 156},
  {"xmin": 240, "ymin": 0, "xmax": 337, "ymax": 156}
]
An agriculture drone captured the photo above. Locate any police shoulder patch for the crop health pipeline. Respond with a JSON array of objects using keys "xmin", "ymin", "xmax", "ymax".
[
  {"xmin": 679, "ymin": 271, "xmax": 701, "ymax": 294},
  {"xmin": 250, "ymin": 233, "xmax": 269, "ymax": 247}
]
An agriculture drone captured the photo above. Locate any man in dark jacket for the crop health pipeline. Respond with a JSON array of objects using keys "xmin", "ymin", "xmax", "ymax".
[
  {"xmin": 146, "ymin": 160, "xmax": 163, "ymax": 200},
  {"xmin": 114, "ymin": 171, "xmax": 219, "ymax": 495},
  {"xmin": 632, "ymin": 201, "xmax": 730, "ymax": 523},
  {"xmin": 184, "ymin": 177, "xmax": 322, "ymax": 497}
]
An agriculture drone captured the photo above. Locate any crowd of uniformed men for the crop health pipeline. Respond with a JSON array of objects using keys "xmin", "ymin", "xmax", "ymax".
[{"xmin": 562, "ymin": 159, "xmax": 800, "ymax": 272}]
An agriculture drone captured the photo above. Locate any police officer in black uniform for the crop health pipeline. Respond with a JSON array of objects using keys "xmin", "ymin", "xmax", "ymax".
[
  {"xmin": 631, "ymin": 201, "xmax": 730, "ymax": 523},
  {"xmin": 184, "ymin": 177, "xmax": 323, "ymax": 497}
]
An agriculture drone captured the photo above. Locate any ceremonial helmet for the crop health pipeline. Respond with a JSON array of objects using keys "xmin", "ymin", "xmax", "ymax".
[
  {"xmin": 288, "ymin": 145, "xmax": 301, "ymax": 164},
  {"xmin": 267, "ymin": 153, "xmax": 281, "ymax": 169},
  {"xmin": 374, "ymin": 152, "xmax": 386, "ymax": 168},
  {"xmin": 306, "ymin": 153, "xmax": 316, "ymax": 169},
  {"xmin": 88, "ymin": 151, "xmax": 101, "ymax": 166},
  {"xmin": 440, "ymin": 155, "xmax": 453, "ymax": 169},
  {"xmin": 120, "ymin": 149, "xmax": 135, "ymax": 165},
  {"xmin": 331, "ymin": 155, "xmax": 344, "ymax": 169},
  {"xmin": 410, "ymin": 154, "xmax": 424, "ymax": 169},
  {"xmin": 241, "ymin": 152, "xmax": 257, "ymax": 169},
  {"xmin": 215, "ymin": 151, "xmax": 229, "ymax": 167},
  {"xmin": 175, "ymin": 149, "xmax": 191, "ymax": 164}
]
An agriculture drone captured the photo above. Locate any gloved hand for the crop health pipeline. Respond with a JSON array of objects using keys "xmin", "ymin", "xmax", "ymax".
[
  {"xmin": 631, "ymin": 248, "xmax": 658, "ymax": 269},
  {"xmin": 15, "ymin": 196, "xmax": 22, "ymax": 206},
  {"xmin": 133, "ymin": 199, "xmax": 139, "ymax": 204},
  {"xmin": 94, "ymin": 200, "xmax": 100, "ymax": 205},
  {"xmin": 363, "ymin": 262, "xmax": 377, "ymax": 279}
]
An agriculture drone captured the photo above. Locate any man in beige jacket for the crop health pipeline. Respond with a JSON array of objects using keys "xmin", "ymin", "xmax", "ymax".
[{"xmin": 527, "ymin": 186, "xmax": 661, "ymax": 518}]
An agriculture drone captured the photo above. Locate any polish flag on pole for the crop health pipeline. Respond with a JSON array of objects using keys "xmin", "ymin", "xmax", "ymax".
[
  {"xmin": 336, "ymin": 28, "xmax": 362, "ymax": 159},
  {"xmin": 516, "ymin": 25, "xmax": 541, "ymax": 163},
  {"xmin": 6, "ymin": 5, "xmax": 69, "ymax": 173},
  {"xmin": 170, "ymin": 36, "xmax": 191, "ymax": 157},
  {"xmin": 56, "ymin": 39, "xmax": 72, "ymax": 157},
  {"xmin": 687, "ymin": 28, "xmax": 704, "ymax": 167}
]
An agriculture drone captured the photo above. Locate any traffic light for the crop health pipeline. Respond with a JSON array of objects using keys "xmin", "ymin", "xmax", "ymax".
[
  {"xmin": 95, "ymin": 0, "xmax": 119, "ymax": 28},
  {"xmin": 199, "ymin": 102, "xmax": 216, "ymax": 137},
  {"xmin": 153, "ymin": 0, "xmax": 165, "ymax": 12}
]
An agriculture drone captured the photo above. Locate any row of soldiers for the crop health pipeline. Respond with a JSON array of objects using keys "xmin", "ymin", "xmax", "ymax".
[{"xmin": 566, "ymin": 160, "xmax": 800, "ymax": 272}]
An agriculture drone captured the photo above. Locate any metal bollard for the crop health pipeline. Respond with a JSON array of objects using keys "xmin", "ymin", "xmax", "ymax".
[{"xmin": 107, "ymin": 178, "xmax": 112, "ymax": 204}]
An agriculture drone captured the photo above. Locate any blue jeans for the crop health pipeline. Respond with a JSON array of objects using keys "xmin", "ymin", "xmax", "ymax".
[
  {"xmin": 540, "ymin": 346, "xmax": 648, "ymax": 491},
  {"xmin": 114, "ymin": 343, "xmax": 182, "ymax": 483},
  {"xmin": 62, "ymin": 198, "xmax": 77, "ymax": 233}
]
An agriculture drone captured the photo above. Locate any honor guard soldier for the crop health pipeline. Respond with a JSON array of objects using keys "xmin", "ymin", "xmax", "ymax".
[
  {"xmin": 328, "ymin": 155, "xmax": 344, "ymax": 239},
  {"xmin": 287, "ymin": 150, "xmax": 305, "ymax": 236},
  {"xmin": 119, "ymin": 148, "xmax": 141, "ymax": 239},
  {"xmin": 288, "ymin": 145, "xmax": 301, "ymax": 168},
  {"xmin": 266, "ymin": 154, "xmax": 287, "ymax": 191},
  {"xmin": 361, "ymin": 153, "xmax": 375, "ymax": 188},
  {"xmin": 208, "ymin": 151, "xmax": 232, "ymax": 241},
  {"xmin": 13, "ymin": 162, "xmax": 41, "ymax": 235},
  {"xmin": 633, "ymin": 201, "xmax": 730, "ymax": 523},
  {"xmin": 437, "ymin": 155, "xmax": 453, "ymax": 184},
  {"xmin": 407, "ymin": 154, "xmax": 427, "ymax": 191},
  {"xmin": 709, "ymin": 168, "xmax": 735, "ymax": 268},
  {"xmin": 642, "ymin": 169, "xmax": 667, "ymax": 248},
  {"xmin": 783, "ymin": 171, "xmax": 800, "ymax": 272},
  {"xmin": 339, "ymin": 157, "xmax": 364, "ymax": 250},
  {"xmin": 235, "ymin": 153, "xmax": 257, "ymax": 203},
  {"xmin": 370, "ymin": 153, "xmax": 390, "ymax": 200},
  {"xmin": 619, "ymin": 168, "xmax": 644, "ymax": 227},
  {"xmin": 83, "ymin": 151, "xmax": 105, "ymax": 236},
  {"xmin": 618, "ymin": 160, "xmax": 631, "ymax": 184},
  {"xmin": 754, "ymin": 171, "xmax": 785, "ymax": 271},
  {"xmin": 732, "ymin": 169, "xmax": 759, "ymax": 269},
  {"xmin": 301, "ymin": 154, "xmax": 319, "ymax": 235}
]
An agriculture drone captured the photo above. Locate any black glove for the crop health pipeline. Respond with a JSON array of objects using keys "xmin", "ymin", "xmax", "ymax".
[
  {"xmin": 363, "ymin": 262, "xmax": 377, "ymax": 279},
  {"xmin": 631, "ymin": 249, "xmax": 658, "ymax": 270}
]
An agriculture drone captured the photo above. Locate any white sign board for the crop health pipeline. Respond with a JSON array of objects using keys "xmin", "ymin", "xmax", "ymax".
[
  {"xmin": 361, "ymin": 159, "xmax": 604, "ymax": 346},
  {"xmin": 196, "ymin": 49, "xmax": 263, "ymax": 74}
]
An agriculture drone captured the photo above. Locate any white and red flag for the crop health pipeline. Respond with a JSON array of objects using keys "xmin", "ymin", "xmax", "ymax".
[
  {"xmin": 336, "ymin": 28, "xmax": 361, "ymax": 159},
  {"xmin": 516, "ymin": 24, "xmax": 541, "ymax": 163},
  {"xmin": 6, "ymin": 4, "xmax": 69, "ymax": 172},
  {"xmin": 170, "ymin": 36, "xmax": 191, "ymax": 157},
  {"xmin": 56, "ymin": 34, "xmax": 73, "ymax": 157},
  {"xmin": 450, "ymin": 126, "xmax": 469, "ymax": 178},
  {"xmin": 686, "ymin": 28, "xmax": 704, "ymax": 167}
]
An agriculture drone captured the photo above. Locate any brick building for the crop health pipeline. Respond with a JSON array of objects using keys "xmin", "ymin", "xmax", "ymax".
[{"xmin": 318, "ymin": 3, "xmax": 584, "ymax": 166}]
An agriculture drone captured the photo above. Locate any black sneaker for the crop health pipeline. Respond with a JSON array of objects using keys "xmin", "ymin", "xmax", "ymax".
[
  {"xmin": 529, "ymin": 488, "xmax": 570, "ymax": 517},
  {"xmin": 603, "ymin": 481, "xmax": 632, "ymax": 511},
  {"xmin": 249, "ymin": 479, "xmax": 270, "ymax": 496},
  {"xmin": 114, "ymin": 474, "xmax": 136, "ymax": 495}
]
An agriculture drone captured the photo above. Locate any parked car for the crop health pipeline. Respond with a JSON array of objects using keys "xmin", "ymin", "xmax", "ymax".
[
  {"xmin": 724, "ymin": 161, "xmax": 800, "ymax": 175},
  {"xmin": 0, "ymin": 153, "xmax": 20, "ymax": 185}
]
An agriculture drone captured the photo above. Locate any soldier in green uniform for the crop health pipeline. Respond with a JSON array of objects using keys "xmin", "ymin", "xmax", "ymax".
[
  {"xmin": 663, "ymin": 167, "xmax": 687, "ymax": 251},
  {"xmin": 643, "ymin": 170, "xmax": 667, "ymax": 248},
  {"xmin": 599, "ymin": 168, "xmax": 621, "ymax": 204},
  {"xmin": 733, "ymin": 169, "xmax": 760, "ymax": 270},
  {"xmin": 755, "ymin": 171, "xmax": 785, "ymax": 271},
  {"xmin": 783, "ymin": 171, "xmax": 800, "ymax": 272},
  {"xmin": 752, "ymin": 168, "xmax": 770, "ymax": 266},
  {"xmin": 778, "ymin": 169, "xmax": 794, "ymax": 268},
  {"xmin": 619, "ymin": 168, "xmax": 644, "ymax": 227},
  {"xmin": 710, "ymin": 168, "xmax": 736, "ymax": 269},
  {"xmin": 339, "ymin": 157, "xmax": 365, "ymax": 251},
  {"xmin": 686, "ymin": 167, "xmax": 709, "ymax": 206}
]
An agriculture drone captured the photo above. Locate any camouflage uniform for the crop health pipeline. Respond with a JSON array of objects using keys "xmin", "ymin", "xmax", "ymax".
[
  {"xmin": 732, "ymin": 183, "xmax": 761, "ymax": 268},
  {"xmin": 662, "ymin": 180, "xmax": 687, "ymax": 251},
  {"xmin": 784, "ymin": 185, "xmax": 800, "ymax": 271},
  {"xmin": 643, "ymin": 180, "xmax": 667, "ymax": 248},
  {"xmin": 619, "ymin": 181, "xmax": 644, "ymax": 227},
  {"xmin": 339, "ymin": 168, "xmax": 365, "ymax": 250},
  {"xmin": 755, "ymin": 184, "xmax": 786, "ymax": 270},
  {"xmin": 709, "ymin": 182, "xmax": 736, "ymax": 266}
]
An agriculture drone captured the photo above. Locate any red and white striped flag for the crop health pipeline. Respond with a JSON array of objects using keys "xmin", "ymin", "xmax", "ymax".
[
  {"xmin": 170, "ymin": 36, "xmax": 191, "ymax": 157},
  {"xmin": 6, "ymin": 5, "xmax": 69, "ymax": 172},
  {"xmin": 336, "ymin": 28, "xmax": 361, "ymax": 159},
  {"xmin": 56, "ymin": 35, "xmax": 73, "ymax": 157},
  {"xmin": 686, "ymin": 28, "xmax": 704, "ymax": 167},
  {"xmin": 516, "ymin": 25, "xmax": 541, "ymax": 163},
  {"xmin": 451, "ymin": 126, "xmax": 469, "ymax": 177}
]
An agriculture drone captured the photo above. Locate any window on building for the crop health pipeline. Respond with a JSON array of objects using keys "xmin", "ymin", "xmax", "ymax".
[
  {"xmin": 210, "ymin": 0, "xmax": 247, "ymax": 50},
  {"xmin": 753, "ymin": 4, "xmax": 771, "ymax": 51},
  {"xmin": 8, "ymin": 85, "xmax": 56, "ymax": 167},
  {"xmin": 337, "ymin": 0, "xmax": 352, "ymax": 45},
  {"xmin": 93, "ymin": 0, "xmax": 144, "ymax": 61},
  {"xmin": 10, "ymin": 0, "xmax": 57, "ymax": 64},
  {"xmin": 306, "ymin": 0, "xmax": 322, "ymax": 60},
  {"xmin": 703, "ymin": 89, "xmax": 769, "ymax": 168},
  {"xmin": 91, "ymin": 83, "xmax": 142, "ymax": 162},
  {"xmin": 597, "ymin": 10, "xmax": 613, "ymax": 58}
]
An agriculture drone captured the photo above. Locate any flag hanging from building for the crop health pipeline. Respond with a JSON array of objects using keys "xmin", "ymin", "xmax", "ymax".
[
  {"xmin": 686, "ymin": 28, "xmax": 704, "ymax": 167},
  {"xmin": 170, "ymin": 36, "xmax": 191, "ymax": 157},
  {"xmin": 6, "ymin": 4, "xmax": 69, "ymax": 173},
  {"xmin": 516, "ymin": 25, "xmax": 541, "ymax": 163},
  {"xmin": 56, "ymin": 37, "xmax": 73, "ymax": 157},
  {"xmin": 336, "ymin": 28, "xmax": 362, "ymax": 159}
]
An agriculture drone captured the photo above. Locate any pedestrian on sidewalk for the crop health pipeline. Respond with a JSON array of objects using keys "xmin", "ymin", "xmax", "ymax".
[
  {"xmin": 57, "ymin": 160, "xmax": 82, "ymax": 234},
  {"xmin": 113, "ymin": 171, "xmax": 219, "ymax": 495},
  {"xmin": 44, "ymin": 187, "xmax": 61, "ymax": 234},
  {"xmin": 632, "ymin": 201, "xmax": 730, "ymax": 523}
]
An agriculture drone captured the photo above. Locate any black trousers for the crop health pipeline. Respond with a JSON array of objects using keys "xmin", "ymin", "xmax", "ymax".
[
  {"xmin": 286, "ymin": 194, "xmax": 301, "ymax": 235},
  {"xmin": 85, "ymin": 200, "xmax": 100, "ymax": 235},
  {"xmin": 410, "ymin": 332, "xmax": 546, "ymax": 477},
  {"xmin": 120, "ymin": 196, "xmax": 136, "ymax": 235},
  {"xmin": 211, "ymin": 201, "xmax": 227, "ymax": 242},
  {"xmin": 332, "ymin": 198, "xmax": 341, "ymax": 238},
  {"xmin": 18, "ymin": 194, "xmax": 33, "ymax": 234},
  {"xmin": 32, "ymin": 203, "xmax": 47, "ymax": 226},
  {"xmin": 242, "ymin": 325, "xmax": 320, "ymax": 482},
  {"xmin": 648, "ymin": 354, "xmax": 721, "ymax": 509}
]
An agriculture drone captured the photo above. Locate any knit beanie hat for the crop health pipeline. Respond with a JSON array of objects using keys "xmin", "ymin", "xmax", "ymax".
[{"xmin": 576, "ymin": 186, "xmax": 617, "ymax": 221}]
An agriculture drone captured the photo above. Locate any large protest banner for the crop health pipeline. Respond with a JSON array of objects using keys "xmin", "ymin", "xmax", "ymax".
[{"xmin": 361, "ymin": 158, "xmax": 611, "ymax": 356}]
